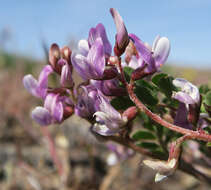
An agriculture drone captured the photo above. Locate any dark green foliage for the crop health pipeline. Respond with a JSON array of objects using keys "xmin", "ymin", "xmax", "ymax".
[
  {"xmin": 199, "ymin": 84, "xmax": 210, "ymax": 94},
  {"xmin": 135, "ymin": 79, "xmax": 158, "ymax": 107},
  {"xmin": 152, "ymin": 73, "xmax": 176, "ymax": 98},
  {"xmin": 123, "ymin": 66, "xmax": 134, "ymax": 82},
  {"xmin": 137, "ymin": 142, "xmax": 160, "ymax": 150},
  {"xmin": 111, "ymin": 96, "xmax": 134, "ymax": 110},
  {"xmin": 132, "ymin": 131, "xmax": 156, "ymax": 140},
  {"xmin": 204, "ymin": 91, "xmax": 211, "ymax": 106}
]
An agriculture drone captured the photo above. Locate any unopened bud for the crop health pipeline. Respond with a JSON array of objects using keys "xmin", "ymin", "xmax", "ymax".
[
  {"xmin": 63, "ymin": 106, "xmax": 74, "ymax": 120},
  {"xmin": 61, "ymin": 46, "xmax": 72, "ymax": 65},
  {"xmin": 102, "ymin": 67, "xmax": 118, "ymax": 80},
  {"xmin": 122, "ymin": 106, "xmax": 138, "ymax": 121},
  {"xmin": 49, "ymin": 43, "xmax": 60, "ymax": 70},
  {"xmin": 110, "ymin": 8, "xmax": 129, "ymax": 56}
]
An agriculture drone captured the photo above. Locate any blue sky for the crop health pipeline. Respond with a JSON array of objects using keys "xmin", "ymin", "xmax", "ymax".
[{"xmin": 1, "ymin": 0, "xmax": 211, "ymax": 68}]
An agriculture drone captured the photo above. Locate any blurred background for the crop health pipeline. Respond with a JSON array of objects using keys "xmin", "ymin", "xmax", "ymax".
[{"xmin": 0, "ymin": 1, "xmax": 210, "ymax": 189}]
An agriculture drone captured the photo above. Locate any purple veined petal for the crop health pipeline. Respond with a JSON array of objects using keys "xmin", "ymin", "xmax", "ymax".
[
  {"xmin": 173, "ymin": 78, "xmax": 200, "ymax": 104},
  {"xmin": 88, "ymin": 23, "xmax": 112, "ymax": 56},
  {"xmin": 37, "ymin": 65, "xmax": 53, "ymax": 98},
  {"xmin": 31, "ymin": 106, "xmax": 52, "ymax": 126},
  {"xmin": 110, "ymin": 8, "xmax": 129, "ymax": 50},
  {"xmin": 153, "ymin": 37, "xmax": 170, "ymax": 67},
  {"xmin": 87, "ymin": 37, "xmax": 105, "ymax": 78},
  {"xmin": 61, "ymin": 64, "xmax": 73, "ymax": 87},
  {"xmin": 23, "ymin": 74, "xmax": 40, "ymax": 97},
  {"xmin": 172, "ymin": 91, "xmax": 196, "ymax": 105},
  {"xmin": 129, "ymin": 33, "xmax": 153, "ymax": 64},
  {"xmin": 174, "ymin": 103, "xmax": 193, "ymax": 129},
  {"xmin": 78, "ymin": 39, "xmax": 89, "ymax": 56},
  {"xmin": 96, "ymin": 23, "xmax": 112, "ymax": 55},
  {"xmin": 50, "ymin": 94, "xmax": 64, "ymax": 122},
  {"xmin": 71, "ymin": 52, "xmax": 90, "ymax": 80}
]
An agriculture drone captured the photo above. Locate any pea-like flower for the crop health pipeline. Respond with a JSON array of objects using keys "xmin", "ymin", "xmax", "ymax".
[
  {"xmin": 71, "ymin": 23, "xmax": 115, "ymax": 81},
  {"xmin": 74, "ymin": 85, "xmax": 100, "ymax": 119},
  {"xmin": 23, "ymin": 65, "xmax": 53, "ymax": 99},
  {"xmin": 172, "ymin": 78, "xmax": 201, "ymax": 128},
  {"xmin": 92, "ymin": 92, "xmax": 127, "ymax": 136},
  {"xmin": 71, "ymin": 37, "xmax": 106, "ymax": 80},
  {"xmin": 128, "ymin": 34, "xmax": 170, "ymax": 75},
  {"xmin": 172, "ymin": 78, "xmax": 200, "ymax": 105},
  {"xmin": 88, "ymin": 23, "xmax": 112, "ymax": 57},
  {"xmin": 110, "ymin": 8, "xmax": 129, "ymax": 56},
  {"xmin": 31, "ymin": 93, "xmax": 73, "ymax": 126}
]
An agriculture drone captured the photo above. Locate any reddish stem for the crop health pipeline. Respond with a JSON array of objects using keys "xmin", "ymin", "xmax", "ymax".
[
  {"xmin": 117, "ymin": 58, "xmax": 211, "ymax": 142},
  {"xmin": 126, "ymin": 83, "xmax": 211, "ymax": 142},
  {"xmin": 41, "ymin": 127, "xmax": 63, "ymax": 176}
]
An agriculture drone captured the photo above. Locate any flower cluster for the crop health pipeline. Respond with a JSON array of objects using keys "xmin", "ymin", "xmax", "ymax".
[{"xmin": 23, "ymin": 8, "xmax": 211, "ymax": 182}]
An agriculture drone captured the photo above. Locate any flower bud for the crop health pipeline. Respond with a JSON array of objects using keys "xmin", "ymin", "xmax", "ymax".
[
  {"xmin": 49, "ymin": 43, "xmax": 60, "ymax": 72},
  {"xmin": 61, "ymin": 46, "xmax": 71, "ymax": 65},
  {"xmin": 122, "ymin": 106, "xmax": 138, "ymax": 121},
  {"xmin": 102, "ymin": 67, "xmax": 118, "ymax": 80},
  {"xmin": 110, "ymin": 8, "xmax": 129, "ymax": 56}
]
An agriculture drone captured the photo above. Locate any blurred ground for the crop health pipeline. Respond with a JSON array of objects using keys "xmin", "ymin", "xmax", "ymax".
[{"xmin": 0, "ymin": 52, "xmax": 211, "ymax": 190}]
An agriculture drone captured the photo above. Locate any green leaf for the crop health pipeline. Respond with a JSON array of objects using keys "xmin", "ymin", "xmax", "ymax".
[
  {"xmin": 137, "ymin": 142, "xmax": 159, "ymax": 150},
  {"xmin": 135, "ymin": 80, "xmax": 158, "ymax": 106},
  {"xmin": 204, "ymin": 91, "xmax": 211, "ymax": 106},
  {"xmin": 136, "ymin": 80, "xmax": 157, "ymax": 91},
  {"xmin": 111, "ymin": 96, "xmax": 134, "ymax": 110},
  {"xmin": 132, "ymin": 131, "xmax": 156, "ymax": 140},
  {"xmin": 152, "ymin": 73, "xmax": 168, "ymax": 85},
  {"xmin": 155, "ymin": 124, "xmax": 163, "ymax": 138},
  {"xmin": 123, "ymin": 67, "xmax": 134, "ymax": 82},
  {"xmin": 143, "ymin": 122, "xmax": 155, "ymax": 131},
  {"xmin": 199, "ymin": 85, "xmax": 210, "ymax": 94},
  {"xmin": 152, "ymin": 73, "xmax": 176, "ymax": 98}
]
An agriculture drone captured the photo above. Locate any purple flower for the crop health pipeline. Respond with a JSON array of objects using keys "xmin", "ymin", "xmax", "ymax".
[
  {"xmin": 128, "ymin": 34, "xmax": 170, "ymax": 73},
  {"xmin": 88, "ymin": 23, "xmax": 112, "ymax": 57},
  {"xmin": 74, "ymin": 85, "xmax": 100, "ymax": 119},
  {"xmin": 49, "ymin": 44, "xmax": 74, "ymax": 88},
  {"xmin": 92, "ymin": 92, "xmax": 127, "ymax": 136},
  {"xmin": 172, "ymin": 78, "xmax": 200, "ymax": 105},
  {"xmin": 71, "ymin": 38, "xmax": 106, "ymax": 80},
  {"xmin": 31, "ymin": 93, "xmax": 72, "ymax": 126},
  {"xmin": 90, "ymin": 78, "xmax": 126, "ymax": 96},
  {"xmin": 110, "ymin": 8, "xmax": 129, "ymax": 56},
  {"xmin": 172, "ymin": 78, "xmax": 200, "ymax": 128},
  {"xmin": 23, "ymin": 65, "xmax": 53, "ymax": 99},
  {"xmin": 174, "ymin": 103, "xmax": 193, "ymax": 129}
]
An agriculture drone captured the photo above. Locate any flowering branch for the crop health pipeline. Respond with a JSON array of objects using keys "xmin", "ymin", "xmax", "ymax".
[{"xmin": 126, "ymin": 82, "xmax": 211, "ymax": 142}]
